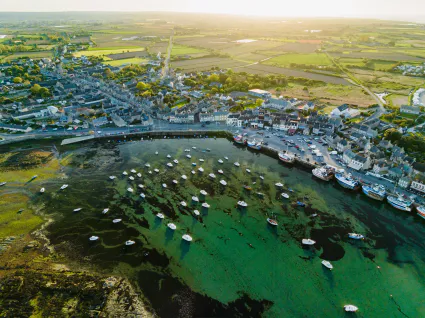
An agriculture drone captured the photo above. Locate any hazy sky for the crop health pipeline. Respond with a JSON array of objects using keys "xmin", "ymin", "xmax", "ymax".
[{"xmin": 2, "ymin": 0, "xmax": 424, "ymax": 19}]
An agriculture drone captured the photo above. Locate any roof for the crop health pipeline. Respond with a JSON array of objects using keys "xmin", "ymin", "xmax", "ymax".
[{"xmin": 337, "ymin": 104, "xmax": 349, "ymax": 112}]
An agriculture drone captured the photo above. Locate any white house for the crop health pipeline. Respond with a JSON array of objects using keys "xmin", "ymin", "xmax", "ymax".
[
  {"xmin": 226, "ymin": 114, "xmax": 240, "ymax": 126},
  {"xmin": 266, "ymin": 98, "xmax": 291, "ymax": 110},
  {"xmin": 411, "ymin": 181, "xmax": 425, "ymax": 193},
  {"xmin": 342, "ymin": 149, "xmax": 371, "ymax": 171},
  {"xmin": 330, "ymin": 104, "xmax": 349, "ymax": 117},
  {"xmin": 200, "ymin": 113, "xmax": 215, "ymax": 122},
  {"xmin": 248, "ymin": 89, "xmax": 272, "ymax": 99},
  {"xmin": 213, "ymin": 111, "xmax": 229, "ymax": 122},
  {"xmin": 337, "ymin": 139, "xmax": 350, "ymax": 153}
]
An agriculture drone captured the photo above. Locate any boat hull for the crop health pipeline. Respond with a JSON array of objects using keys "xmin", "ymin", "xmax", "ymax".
[
  {"xmin": 278, "ymin": 152, "xmax": 295, "ymax": 164},
  {"xmin": 362, "ymin": 186, "xmax": 385, "ymax": 201},
  {"xmin": 417, "ymin": 206, "xmax": 425, "ymax": 219},
  {"xmin": 335, "ymin": 177, "xmax": 359, "ymax": 190},
  {"xmin": 247, "ymin": 143, "xmax": 262, "ymax": 150},
  {"xmin": 387, "ymin": 197, "xmax": 412, "ymax": 212}
]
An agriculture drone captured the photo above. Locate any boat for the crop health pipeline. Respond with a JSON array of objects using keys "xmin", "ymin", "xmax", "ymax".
[
  {"xmin": 200, "ymin": 190, "xmax": 208, "ymax": 196},
  {"xmin": 173, "ymin": 159, "xmax": 179, "ymax": 164},
  {"xmin": 167, "ymin": 154, "xmax": 171, "ymax": 158},
  {"xmin": 247, "ymin": 139, "xmax": 263, "ymax": 150},
  {"xmin": 167, "ymin": 223, "xmax": 177, "ymax": 230},
  {"xmin": 234, "ymin": 162, "xmax": 240, "ymax": 167},
  {"xmin": 257, "ymin": 192, "xmax": 265, "ymax": 197},
  {"xmin": 40, "ymin": 188, "xmax": 45, "ymax": 193},
  {"xmin": 302, "ymin": 239, "xmax": 316, "ymax": 245},
  {"xmin": 243, "ymin": 185, "xmax": 252, "ymax": 191},
  {"xmin": 131, "ymin": 169, "xmax": 136, "ymax": 173},
  {"xmin": 167, "ymin": 163, "xmax": 173, "ymax": 168},
  {"xmin": 155, "ymin": 151, "xmax": 159, "ymax": 155},
  {"xmin": 129, "ymin": 176, "xmax": 135, "ymax": 181},
  {"xmin": 122, "ymin": 171, "xmax": 128, "ymax": 176},
  {"xmin": 275, "ymin": 183, "xmax": 283, "ymax": 187},
  {"xmin": 186, "ymin": 155, "xmax": 192, "ymax": 159},
  {"xmin": 154, "ymin": 169, "xmax": 160, "ymax": 173},
  {"xmin": 281, "ymin": 193, "xmax": 289, "ymax": 199},
  {"xmin": 145, "ymin": 163, "xmax": 151, "ymax": 168},
  {"xmin": 218, "ymin": 159, "xmax": 224, "ymax": 164},
  {"xmin": 192, "ymin": 196, "xmax": 199, "ymax": 202},
  {"xmin": 73, "ymin": 208, "xmax": 82, "ymax": 212},
  {"xmin": 102, "ymin": 208, "xmax": 109, "ymax": 214},
  {"xmin": 191, "ymin": 170, "xmax": 196, "ymax": 175},
  {"xmin": 113, "ymin": 219, "xmax": 122, "ymax": 223},
  {"xmin": 344, "ymin": 305, "xmax": 358, "ymax": 312},
  {"xmin": 138, "ymin": 184, "xmax": 144, "ymax": 189},
  {"xmin": 267, "ymin": 218, "xmax": 278, "ymax": 226},
  {"xmin": 206, "ymin": 148, "xmax": 211, "ymax": 152},
  {"xmin": 137, "ymin": 173, "xmax": 142, "ymax": 178},
  {"xmin": 162, "ymin": 183, "xmax": 167, "ymax": 188},
  {"xmin": 60, "ymin": 184, "xmax": 68, "ymax": 190},
  {"xmin": 362, "ymin": 184, "xmax": 386, "ymax": 201},
  {"xmin": 260, "ymin": 176, "xmax": 264, "ymax": 180},
  {"xmin": 173, "ymin": 180, "xmax": 178, "ymax": 185},
  {"xmin": 109, "ymin": 176, "xmax": 116, "ymax": 180},
  {"xmin": 192, "ymin": 162, "xmax": 197, "ymax": 166},
  {"xmin": 224, "ymin": 156, "xmax": 229, "ymax": 160},
  {"xmin": 297, "ymin": 201, "xmax": 306, "ymax": 207},
  {"xmin": 335, "ymin": 173, "xmax": 360, "ymax": 190},
  {"xmin": 192, "ymin": 147, "xmax": 197, "ymax": 150},
  {"xmin": 246, "ymin": 169, "xmax": 251, "ymax": 173},
  {"xmin": 321, "ymin": 260, "xmax": 333, "ymax": 270},
  {"xmin": 233, "ymin": 134, "xmax": 244, "ymax": 144},
  {"xmin": 181, "ymin": 201, "xmax": 187, "ymax": 207},
  {"xmin": 278, "ymin": 151, "xmax": 295, "ymax": 164},
  {"xmin": 202, "ymin": 202, "xmax": 210, "ymax": 208},
  {"xmin": 220, "ymin": 180, "xmax": 227, "ymax": 186},
  {"xmin": 417, "ymin": 205, "xmax": 425, "ymax": 219},
  {"xmin": 125, "ymin": 240, "xmax": 136, "ymax": 246},
  {"xmin": 148, "ymin": 171, "xmax": 152, "ymax": 174},
  {"xmin": 312, "ymin": 166, "xmax": 335, "ymax": 181},
  {"xmin": 181, "ymin": 175, "xmax": 187, "ymax": 180},
  {"xmin": 140, "ymin": 193, "xmax": 146, "ymax": 198},
  {"xmin": 184, "ymin": 149, "xmax": 190, "ymax": 152},
  {"xmin": 209, "ymin": 173, "xmax": 216, "ymax": 179},
  {"xmin": 156, "ymin": 213, "xmax": 165, "ymax": 219},
  {"xmin": 237, "ymin": 201, "xmax": 248, "ymax": 207},
  {"xmin": 387, "ymin": 194, "xmax": 412, "ymax": 212},
  {"xmin": 193, "ymin": 210, "xmax": 200, "ymax": 216},
  {"xmin": 182, "ymin": 234, "xmax": 193, "ymax": 242},
  {"xmin": 89, "ymin": 236, "xmax": 99, "ymax": 241},
  {"xmin": 127, "ymin": 187, "xmax": 134, "ymax": 193},
  {"xmin": 199, "ymin": 159, "xmax": 204, "ymax": 162},
  {"xmin": 348, "ymin": 233, "xmax": 364, "ymax": 240},
  {"xmin": 198, "ymin": 167, "xmax": 204, "ymax": 173},
  {"xmin": 218, "ymin": 169, "xmax": 224, "ymax": 174},
  {"xmin": 0, "ymin": 182, "xmax": 6, "ymax": 186}
]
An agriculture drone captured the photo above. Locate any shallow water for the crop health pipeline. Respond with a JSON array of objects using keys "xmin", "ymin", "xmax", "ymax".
[{"xmin": 38, "ymin": 138, "xmax": 425, "ymax": 317}]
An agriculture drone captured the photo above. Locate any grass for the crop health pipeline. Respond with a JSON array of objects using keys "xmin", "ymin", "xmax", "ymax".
[
  {"xmin": 171, "ymin": 44, "xmax": 208, "ymax": 57},
  {"xmin": 2, "ymin": 51, "xmax": 53, "ymax": 61},
  {"xmin": 103, "ymin": 57, "xmax": 148, "ymax": 66},
  {"xmin": 264, "ymin": 53, "xmax": 332, "ymax": 67},
  {"xmin": 73, "ymin": 47, "xmax": 145, "ymax": 58},
  {"xmin": 88, "ymin": 46, "xmax": 141, "ymax": 51}
]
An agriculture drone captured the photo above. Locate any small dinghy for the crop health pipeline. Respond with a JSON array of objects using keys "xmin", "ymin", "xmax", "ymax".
[
  {"xmin": 113, "ymin": 219, "xmax": 122, "ymax": 223},
  {"xmin": 199, "ymin": 159, "xmax": 204, "ymax": 162},
  {"xmin": 218, "ymin": 169, "xmax": 224, "ymax": 174},
  {"xmin": 137, "ymin": 173, "xmax": 142, "ymax": 178},
  {"xmin": 348, "ymin": 233, "xmax": 364, "ymax": 240},
  {"xmin": 184, "ymin": 149, "xmax": 190, "ymax": 152},
  {"xmin": 167, "ymin": 163, "xmax": 173, "ymax": 168},
  {"xmin": 73, "ymin": 208, "xmax": 82, "ymax": 212},
  {"xmin": 243, "ymin": 185, "xmax": 252, "ymax": 191},
  {"xmin": 145, "ymin": 163, "xmax": 151, "ymax": 168},
  {"xmin": 256, "ymin": 192, "xmax": 264, "ymax": 197},
  {"xmin": 167, "ymin": 154, "xmax": 171, "ymax": 158},
  {"xmin": 182, "ymin": 234, "xmax": 193, "ymax": 242},
  {"xmin": 202, "ymin": 202, "xmax": 210, "ymax": 208},
  {"xmin": 109, "ymin": 176, "xmax": 116, "ymax": 180},
  {"xmin": 167, "ymin": 223, "xmax": 177, "ymax": 230},
  {"xmin": 173, "ymin": 159, "xmax": 179, "ymax": 164},
  {"xmin": 181, "ymin": 175, "xmax": 187, "ymax": 180},
  {"xmin": 154, "ymin": 169, "xmax": 160, "ymax": 173},
  {"xmin": 60, "ymin": 184, "xmax": 68, "ymax": 190},
  {"xmin": 209, "ymin": 173, "xmax": 216, "ymax": 179},
  {"xmin": 321, "ymin": 260, "xmax": 333, "ymax": 270},
  {"xmin": 246, "ymin": 169, "xmax": 251, "ymax": 173},
  {"xmin": 140, "ymin": 193, "xmax": 146, "ymax": 198},
  {"xmin": 122, "ymin": 171, "xmax": 128, "ymax": 176},
  {"xmin": 180, "ymin": 201, "xmax": 187, "ymax": 207},
  {"xmin": 131, "ymin": 169, "xmax": 137, "ymax": 174},
  {"xmin": 260, "ymin": 176, "xmax": 264, "ymax": 180},
  {"xmin": 156, "ymin": 213, "xmax": 165, "ymax": 219},
  {"xmin": 281, "ymin": 193, "xmax": 289, "ymax": 199},
  {"xmin": 138, "ymin": 184, "xmax": 144, "ymax": 189},
  {"xmin": 218, "ymin": 159, "xmax": 224, "ymax": 164},
  {"xmin": 155, "ymin": 151, "xmax": 159, "ymax": 155},
  {"xmin": 192, "ymin": 196, "xmax": 199, "ymax": 202},
  {"xmin": 148, "ymin": 171, "xmax": 152, "ymax": 174},
  {"xmin": 192, "ymin": 146, "xmax": 197, "ymax": 150},
  {"xmin": 192, "ymin": 162, "xmax": 197, "ymax": 166},
  {"xmin": 267, "ymin": 218, "xmax": 278, "ymax": 226},
  {"xmin": 186, "ymin": 155, "xmax": 192, "ymax": 159},
  {"xmin": 162, "ymin": 183, "xmax": 167, "ymax": 188},
  {"xmin": 102, "ymin": 208, "xmax": 109, "ymax": 214},
  {"xmin": 127, "ymin": 187, "xmax": 134, "ymax": 193},
  {"xmin": 234, "ymin": 162, "xmax": 240, "ymax": 167},
  {"xmin": 173, "ymin": 180, "xmax": 178, "ymax": 185},
  {"xmin": 344, "ymin": 305, "xmax": 358, "ymax": 312},
  {"xmin": 125, "ymin": 240, "xmax": 135, "ymax": 246},
  {"xmin": 198, "ymin": 167, "xmax": 204, "ymax": 173},
  {"xmin": 129, "ymin": 176, "xmax": 135, "ymax": 181},
  {"xmin": 302, "ymin": 239, "xmax": 316, "ymax": 245},
  {"xmin": 200, "ymin": 190, "xmax": 208, "ymax": 196},
  {"xmin": 191, "ymin": 170, "xmax": 196, "ymax": 175},
  {"xmin": 220, "ymin": 180, "xmax": 227, "ymax": 186},
  {"xmin": 237, "ymin": 201, "xmax": 248, "ymax": 207},
  {"xmin": 40, "ymin": 188, "xmax": 45, "ymax": 193},
  {"xmin": 275, "ymin": 183, "xmax": 283, "ymax": 187},
  {"xmin": 193, "ymin": 209, "xmax": 200, "ymax": 216},
  {"xmin": 89, "ymin": 236, "xmax": 99, "ymax": 241},
  {"xmin": 224, "ymin": 156, "xmax": 229, "ymax": 160}
]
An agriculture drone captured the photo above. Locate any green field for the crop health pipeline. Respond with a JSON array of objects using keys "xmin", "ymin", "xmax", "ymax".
[
  {"xmin": 2, "ymin": 51, "xmax": 53, "ymax": 61},
  {"xmin": 265, "ymin": 53, "xmax": 332, "ymax": 67},
  {"xmin": 103, "ymin": 57, "xmax": 148, "ymax": 66},
  {"xmin": 171, "ymin": 44, "xmax": 208, "ymax": 57},
  {"xmin": 74, "ymin": 47, "xmax": 145, "ymax": 57},
  {"xmin": 88, "ymin": 46, "xmax": 142, "ymax": 51}
]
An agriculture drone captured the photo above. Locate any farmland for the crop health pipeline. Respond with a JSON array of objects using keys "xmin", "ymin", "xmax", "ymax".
[
  {"xmin": 1, "ymin": 51, "xmax": 53, "ymax": 61},
  {"xmin": 73, "ymin": 47, "xmax": 146, "ymax": 58},
  {"xmin": 103, "ymin": 57, "xmax": 148, "ymax": 66},
  {"xmin": 264, "ymin": 53, "xmax": 332, "ymax": 67},
  {"xmin": 171, "ymin": 44, "xmax": 209, "ymax": 58},
  {"xmin": 171, "ymin": 57, "xmax": 246, "ymax": 71}
]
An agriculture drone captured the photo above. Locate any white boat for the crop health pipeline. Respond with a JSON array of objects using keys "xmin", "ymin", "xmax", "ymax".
[
  {"xmin": 154, "ymin": 169, "xmax": 160, "ymax": 173},
  {"xmin": 192, "ymin": 162, "xmax": 197, "ymax": 166},
  {"xmin": 344, "ymin": 305, "xmax": 358, "ymax": 312},
  {"xmin": 186, "ymin": 155, "xmax": 192, "ymax": 159},
  {"xmin": 321, "ymin": 260, "xmax": 333, "ymax": 270},
  {"xmin": 193, "ymin": 209, "xmax": 200, "ymax": 216},
  {"xmin": 199, "ymin": 159, "xmax": 204, "ymax": 162},
  {"xmin": 0, "ymin": 182, "xmax": 7, "ymax": 186},
  {"xmin": 348, "ymin": 233, "xmax": 364, "ymax": 240},
  {"xmin": 224, "ymin": 157, "xmax": 229, "ymax": 160},
  {"xmin": 167, "ymin": 223, "xmax": 177, "ymax": 230},
  {"xmin": 155, "ymin": 151, "xmax": 159, "ymax": 155},
  {"xmin": 387, "ymin": 195, "xmax": 412, "ymax": 212},
  {"xmin": 181, "ymin": 175, "xmax": 187, "ymax": 180},
  {"xmin": 73, "ymin": 208, "xmax": 82, "ymax": 212},
  {"xmin": 127, "ymin": 187, "xmax": 134, "ymax": 193},
  {"xmin": 138, "ymin": 184, "xmax": 144, "ymax": 189},
  {"xmin": 184, "ymin": 149, "xmax": 190, "ymax": 152},
  {"xmin": 192, "ymin": 196, "xmax": 199, "ymax": 202},
  {"xmin": 102, "ymin": 208, "xmax": 109, "ymax": 214},
  {"xmin": 218, "ymin": 159, "xmax": 224, "ymax": 164},
  {"xmin": 246, "ymin": 169, "xmax": 251, "ymax": 173},
  {"xmin": 267, "ymin": 218, "xmax": 278, "ymax": 226},
  {"xmin": 417, "ymin": 205, "xmax": 425, "ymax": 219},
  {"xmin": 209, "ymin": 173, "xmax": 216, "ymax": 179},
  {"xmin": 167, "ymin": 154, "xmax": 171, "ymax": 158},
  {"xmin": 202, "ymin": 202, "xmax": 210, "ymax": 208},
  {"xmin": 148, "ymin": 171, "xmax": 152, "ymax": 174},
  {"xmin": 191, "ymin": 170, "xmax": 196, "ymax": 175},
  {"xmin": 192, "ymin": 146, "xmax": 197, "ymax": 149},
  {"xmin": 125, "ymin": 240, "xmax": 135, "ymax": 246},
  {"xmin": 220, "ymin": 180, "xmax": 227, "ymax": 186},
  {"xmin": 275, "ymin": 183, "xmax": 283, "ymax": 187},
  {"xmin": 302, "ymin": 239, "xmax": 316, "ymax": 245},
  {"xmin": 156, "ymin": 213, "xmax": 165, "ymax": 219},
  {"xmin": 109, "ymin": 176, "xmax": 116, "ymax": 180},
  {"xmin": 137, "ymin": 173, "xmax": 142, "ymax": 178},
  {"xmin": 167, "ymin": 163, "xmax": 173, "ymax": 167},
  {"xmin": 278, "ymin": 151, "xmax": 295, "ymax": 164},
  {"xmin": 60, "ymin": 184, "xmax": 68, "ymax": 190},
  {"xmin": 218, "ymin": 169, "xmax": 224, "ymax": 174},
  {"xmin": 281, "ymin": 193, "xmax": 289, "ymax": 199},
  {"xmin": 237, "ymin": 201, "xmax": 248, "ymax": 207},
  {"xmin": 122, "ymin": 171, "xmax": 128, "ymax": 176},
  {"xmin": 129, "ymin": 176, "xmax": 135, "ymax": 180},
  {"xmin": 173, "ymin": 159, "xmax": 179, "ymax": 164},
  {"xmin": 173, "ymin": 180, "xmax": 178, "ymax": 185},
  {"xmin": 182, "ymin": 234, "xmax": 193, "ymax": 242},
  {"xmin": 131, "ymin": 169, "xmax": 137, "ymax": 173},
  {"xmin": 89, "ymin": 236, "xmax": 99, "ymax": 241},
  {"xmin": 181, "ymin": 201, "xmax": 187, "ymax": 207},
  {"xmin": 200, "ymin": 190, "xmax": 208, "ymax": 196},
  {"xmin": 145, "ymin": 163, "xmax": 151, "ymax": 168},
  {"xmin": 234, "ymin": 162, "xmax": 240, "ymax": 167},
  {"xmin": 162, "ymin": 183, "xmax": 167, "ymax": 188},
  {"xmin": 198, "ymin": 167, "xmax": 204, "ymax": 172},
  {"xmin": 260, "ymin": 176, "xmax": 264, "ymax": 180},
  {"xmin": 40, "ymin": 188, "xmax": 45, "ymax": 193},
  {"xmin": 140, "ymin": 193, "xmax": 146, "ymax": 198},
  {"xmin": 113, "ymin": 219, "xmax": 122, "ymax": 223}
]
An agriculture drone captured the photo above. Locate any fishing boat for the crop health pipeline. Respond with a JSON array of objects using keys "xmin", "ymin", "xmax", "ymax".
[
  {"xmin": 181, "ymin": 175, "xmax": 187, "ymax": 180},
  {"xmin": 167, "ymin": 223, "xmax": 177, "ymax": 230},
  {"xmin": 129, "ymin": 176, "xmax": 135, "ymax": 181},
  {"xmin": 89, "ymin": 236, "xmax": 99, "ymax": 241},
  {"xmin": 202, "ymin": 202, "xmax": 210, "ymax": 208},
  {"xmin": 200, "ymin": 190, "xmax": 208, "ymax": 196},
  {"xmin": 127, "ymin": 187, "xmax": 134, "ymax": 193},
  {"xmin": 218, "ymin": 169, "xmax": 224, "ymax": 174},
  {"xmin": 218, "ymin": 159, "xmax": 224, "ymax": 164},
  {"xmin": 209, "ymin": 173, "xmax": 216, "ymax": 179},
  {"xmin": 40, "ymin": 188, "xmax": 45, "ymax": 193},
  {"xmin": 145, "ymin": 163, "xmax": 151, "ymax": 168},
  {"xmin": 0, "ymin": 182, "xmax": 7, "ymax": 186},
  {"xmin": 297, "ymin": 201, "xmax": 306, "ymax": 207},
  {"xmin": 125, "ymin": 240, "xmax": 135, "ymax": 246},
  {"xmin": 321, "ymin": 260, "xmax": 333, "ymax": 270},
  {"xmin": 234, "ymin": 162, "xmax": 240, "ymax": 167},
  {"xmin": 267, "ymin": 217, "xmax": 278, "ymax": 226},
  {"xmin": 182, "ymin": 234, "xmax": 193, "ymax": 242},
  {"xmin": 181, "ymin": 201, "xmax": 187, "ymax": 207},
  {"xmin": 335, "ymin": 173, "xmax": 360, "ymax": 190},
  {"xmin": 348, "ymin": 233, "xmax": 364, "ymax": 240},
  {"xmin": 191, "ymin": 170, "xmax": 196, "ymax": 175},
  {"xmin": 344, "ymin": 305, "xmax": 358, "ymax": 312},
  {"xmin": 137, "ymin": 173, "xmax": 142, "ymax": 178},
  {"xmin": 167, "ymin": 154, "xmax": 171, "ymax": 158},
  {"xmin": 417, "ymin": 205, "xmax": 425, "ymax": 219},
  {"xmin": 167, "ymin": 163, "xmax": 173, "ymax": 168},
  {"xmin": 246, "ymin": 169, "xmax": 251, "ymax": 173},
  {"xmin": 198, "ymin": 167, "xmax": 204, "ymax": 173},
  {"xmin": 237, "ymin": 201, "xmax": 248, "ymax": 207},
  {"xmin": 362, "ymin": 184, "xmax": 386, "ymax": 201},
  {"xmin": 312, "ymin": 165, "xmax": 335, "ymax": 181},
  {"xmin": 220, "ymin": 180, "xmax": 227, "ymax": 186},
  {"xmin": 278, "ymin": 151, "xmax": 295, "ymax": 164},
  {"xmin": 302, "ymin": 239, "xmax": 316, "ymax": 245},
  {"xmin": 156, "ymin": 213, "xmax": 165, "ymax": 219},
  {"xmin": 102, "ymin": 208, "xmax": 109, "ymax": 214},
  {"xmin": 186, "ymin": 155, "xmax": 192, "ymax": 159},
  {"xmin": 224, "ymin": 156, "xmax": 229, "ymax": 160},
  {"xmin": 281, "ymin": 193, "xmax": 289, "ymax": 199},
  {"xmin": 73, "ymin": 208, "xmax": 82, "ymax": 212},
  {"xmin": 192, "ymin": 196, "xmax": 199, "ymax": 202},
  {"xmin": 275, "ymin": 183, "xmax": 283, "ymax": 187},
  {"xmin": 122, "ymin": 171, "xmax": 128, "ymax": 176},
  {"xmin": 233, "ymin": 134, "xmax": 244, "ymax": 144},
  {"xmin": 247, "ymin": 139, "xmax": 262, "ymax": 150},
  {"xmin": 138, "ymin": 184, "xmax": 144, "ymax": 189},
  {"xmin": 60, "ymin": 184, "xmax": 68, "ymax": 190},
  {"xmin": 173, "ymin": 180, "xmax": 178, "ymax": 185},
  {"xmin": 109, "ymin": 176, "xmax": 116, "ymax": 180},
  {"xmin": 113, "ymin": 219, "xmax": 122, "ymax": 223},
  {"xmin": 131, "ymin": 169, "xmax": 137, "ymax": 173},
  {"xmin": 193, "ymin": 210, "xmax": 200, "ymax": 216},
  {"xmin": 199, "ymin": 159, "xmax": 204, "ymax": 162},
  {"xmin": 387, "ymin": 194, "xmax": 412, "ymax": 212},
  {"xmin": 162, "ymin": 183, "xmax": 167, "ymax": 188},
  {"xmin": 243, "ymin": 185, "xmax": 252, "ymax": 191},
  {"xmin": 154, "ymin": 169, "xmax": 159, "ymax": 173},
  {"xmin": 173, "ymin": 159, "xmax": 179, "ymax": 164}
]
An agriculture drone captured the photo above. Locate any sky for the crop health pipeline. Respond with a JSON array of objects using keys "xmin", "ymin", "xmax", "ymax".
[{"xmin": 1, "ymin": 0, "xmax": 425, "ymax": 20}]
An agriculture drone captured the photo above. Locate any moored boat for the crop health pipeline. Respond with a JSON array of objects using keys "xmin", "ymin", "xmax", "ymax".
[
  {"xmin": 312, "ymin": 165, "xmax": 335, "ymax": 181},
  {"xmin": 302, "ymin": 239, "xmax": 316, "ymax": 245},
  {"xmin": 173, "ymin": 180, "xmax": 178, "ymax": 185},
  {"xmin": 246, "ymin": 169, "xmax": 251, "ymax": 173},
  {"xmin": 102, "ymin": 208, "xmax": 109, "ymax": 214},
  {"xmin": 200, "ymin": 190, "xmax": 208, "ymax": 196},
  {"xmin": 192, "ymin": 196, "xmax": 199, "ymax": 202},
  {"xmin": 182, "ymin": 234, "xmax": 193, "ymax": 242},
  {"xmin": 335, "ymin": 173, "xmax": 360, "ymax": 190},
  {"xmin": 162, "ymin": 183, "xmax": 167, "ymax": 188},
  {"xmin": 167, "ymin": 223, "xmax": 177, "ymax": 230},
  {"xmin": 275, "ymin": 182, "xmax": 283, "ymax": 187},
  {"xmin": 122, "ymin": 171, "xmax": 128, "ymax": 176},
  {"xmin": 181, "ymin": 201, "xmax": 187, "ymax": 207},
  {"xmin": 243, "ymin": 185, "xmax": 252, "ymax": 191},
  {"xmin": 173, "ymin": 159, "xmax": 179, "ymax": 164},
  {"xmin": 198, "ymin": 167, "xmax": 204, "ymax": 173},
  {"xmin": 220, "ymin": 180, "xmax": 227, "ymax": 186},
  {"xmin": 267, "ymin": 217, "xmax": 278, "ymax": 226},
  {"xmin": 0, "ymin": 182, "xmax": 6, "ymax": 186},
  {"xmin": 140, "ymin": 193, "xmax": 146, "ymax": 198},
  {"xmin": 129, "ymin": 176, "xmax": 135, "ymax": 181},
  {"xmin": 186, "ymin": 155, "xmax": 192, "ymax": 159},
  {"xmin": 321, "ymin": 260, "xmax": 333, "ymax": 270},
  {"xmin": 89, "ymin": 236, "xmax": 99, "ymax": 241},
  {"xmin": 218, "ymin": 159, "xmax": 224, "ymax": 164},
  {"xmin": 181, "ymin": 174, "xmax": 187, "ymax": 180},
  {"xmin": 362, "ymin": 184, "xmax": 386, "ymax": 201},
  {"xmin": 154, "ymin": 168, "xmax": 160, "ymax": 173},
  {"xmin": 237, "ymin": 201, "xmax": 248, "ymax": 207},
  {"xmin": 127, "ymin": 187, "xmax": 134, "ymax": 193},
  {"xmin": 218, "ymin": 169, "xmax": 224, "ymax": 174},
  {"xmin": 113, "ymin": 219, "xmax": 122, "ymax": 223},
  {"xmin": 60, "ymin": 184, "xmax": 68, "ymax": 190},
  {"xmin": 109, "ymin": 176, "xmax": 116, "ymax": 180},
  {"xmin": 156, "ymin": 213, "xmax": 165, "ymax": 219},
  {"xmin": 348, "ymin": 233, "xmax": 364, "ymax": 240},
  {"xmin": 209, "ymin": 173, "xmax": 216, "ymax": 179},
  {"xmin": 193, "ymin": 209, "xmax": 200, "ymax": 216},
  {"xmin": 40, "ymin": 187, "xmax": 45, "ymax": 193},
  {"xmin": 73, "ymin": 208, "xmax": 82, "ymax": 212},
  {"xmin": 137, "ymin": 173, "xmax": 142, "ymax": 178},
  {"xmin": 145, "ymin": 163, "xmax": 150, "ymax": 168},
  {"xmin": 233, "ymin": 134, "xmax": 244, "ymax": 144},
  {"xmin": 202, "ymin": 202, "xmax": 210, "ymax": 208},
  {"xmin": 387, "ymin": 194, "xmax": 412, "ymax": 212},
  {"xmin": 167, "ymin": 154, "xmax": 171, "ymax": 158},
  {"xmin": 247, "ymin": 139, "xmax": 262, "ymax": 150},
  {"xmin": 224, "ymin": 156, "xmax": 229, "ymax": 160},
  {"xmin": 191, "ymin": 170, "xmax": 196, "ymax": 175},
  {"xmin": 278, "ymin": 151, "xmax": 295, "ymax": 164},
  {"xmin": 234, "ymin": 162, "xmax": 240, "ymax": 167},
  {"xmin": 344, "ymin": 305, "xmax": 358, "ymax": 312},
  {"xmin": 281, "ymin": 193, "xmax": 289, "ymax": 199},
  {"xmin": 417, "ymin": 205, "xmax": 425, "ymax": 219},
  {"xmin": 125, "ymin": 240, "xmax": 135, "ymax": 246},
  {"xmin": 167, "ymin": 162, "xmax": 173, "ymax": 168},
  {"xmin": 131, "ymin": 169, "xmax": 136, "ymax": 174}
]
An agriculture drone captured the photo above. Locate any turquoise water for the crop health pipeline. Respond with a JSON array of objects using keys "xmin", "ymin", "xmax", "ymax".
[{"xmin": 38, "ymin": 138, "xmax": 425, "ymax": 317}]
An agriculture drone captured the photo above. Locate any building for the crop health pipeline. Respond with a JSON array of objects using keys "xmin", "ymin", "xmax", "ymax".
[
  {"xmin": 248, "ymin": 89, "xmax": 272, "ymax": 99},
  {"xmin": 398, "ymin": 177, "xmax": 411, "ymax": 189},
  {"xmin": 266, "ymin": 98, "xmax": 291, "ymax": 110},
  {"xmin": 372, "ymin": 160, "xmax": 389, "ymax": 175},
  {"xmin": 0, "ymin": 123, "xmax": 32, "ymax": 132},
  {"xmin": 199, "ymin": 113, "xmax": 215, "ymax": 123},
  {"xmin": 337, "ymin": 139, "xmax": 350, "ymax": 153},
  {"xmin": 400, "ymin": 105, "xmax": 420, "ymax": 115},
  {"xmin": 226, "ymin": 113, "xmax": 240, "ymax": 126},
  {"xmin": 342, "ymin": 149, "xmax": 371, "ymax": 171},
  {"xmin": 330, "ymin": 104, "xmax": 349, "ymax": 117},
  {"xmin": 411, "ymin": 181, "xmax": 425, "ymax": 193},
  {"xmin": 213, "ymin": 111, "xmax": 229, "ymax": 122}
]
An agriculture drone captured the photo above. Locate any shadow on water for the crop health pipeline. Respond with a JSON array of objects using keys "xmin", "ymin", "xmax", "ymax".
[
  {"xmin": 180, "ymin": 239, "xmax": 191, "ymax": 260},
  {"xmin": 153, "ymin": 217, "xmax": 162, "ymax": 230},
  {"xmin": 165, "ymin": 227, "xmax": 175, "ymax": 244}
]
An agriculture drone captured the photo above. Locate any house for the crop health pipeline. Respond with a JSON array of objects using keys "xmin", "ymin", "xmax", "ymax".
[
  {"xmin": 344, "ymin": 108, "xmax": 361, "ymax": 118},
  {"xmin": 248, "ymin": 89, "xmax": 272, "ymax": 99},
  {"xmin": 266, "ymin": 98, "xmax": 291, "ymax": 110},
  {"xmin": 388, "ymin": 166, "xmax": 403, "ymax": 179},
  {"xmin": 337, "ymin": 139, "xmax": 351, "ymax": 153},
  {"xmin": 0, "ymin": 123, "xmax": 32, "ymax": 132},
  {"xmin": 398, "ymin": 177, "xmax": 411, "ymax": 189},
  {"xmin": 352, "ymin": 124, "xmax": 377, "ymax": 138},
  {"xmin": 378, "ymin": 139, "xmax": 393, "ymax": 150},
  {"xmin": 411, "ymin": 181, "xmax": 425, "ymax": 193},
  {"xmin": 213, "ymin": 111, "xmax": 229, "ymax": 122},
  {"xmin": 226, "ymin": 113, "xmax": 240, "ymax": 126},
  {"xmin": 400, "ymin": 105, "xmax": 420, "ymax": 115},
  {"xmin": 92, "ymin": 116, "xmax": 108, "ymax": 127},
  {"xmin": 342, "ymin": 149, "xmax": 371, "ymax": 170},
  {"xmin": 372, "ymin": 160, "xmax": 389, "ymax": 175},
  {"xmin": 199, "ymin": 113, "xmax": 215, "ymax": 123},
  {"xmin": 330, "ymin": 104, "xmax": 349, "ymax": 117}
]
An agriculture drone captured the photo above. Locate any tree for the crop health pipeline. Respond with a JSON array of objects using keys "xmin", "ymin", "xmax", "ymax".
[
  {"xmin": 13, "ymin": 77, "xmax": 23, "ymax": 84},
  {"xmin": 255, "ymin": 99, "xmax": 264, "ymax": 107},
  {"xmin": 207, "ymin": 74, "xmax": 219, "ymax": 83},
  {"xmin": 30, "ymin": 84, "xmax": 41, "ymax": 95},
  {"xmin": 136, "ymin": 81, "xmax": 151, "ymax": 91},
  {"xmin": 384, "ymin": 128, "xmax": 402, "ymax": 143}
]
